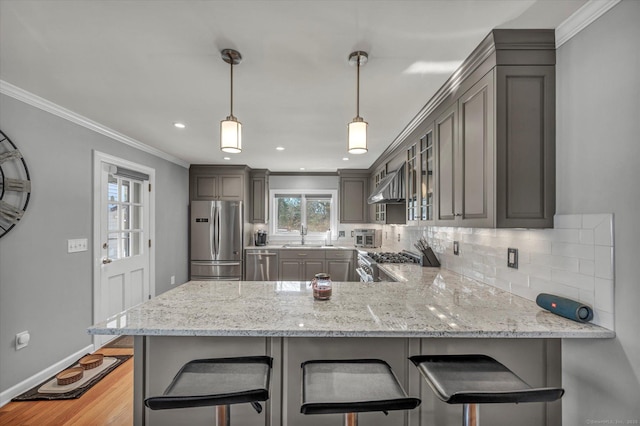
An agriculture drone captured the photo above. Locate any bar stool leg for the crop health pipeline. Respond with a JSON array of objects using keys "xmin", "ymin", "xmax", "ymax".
[
  {"xmin": 215, "ymin": 405, "xmax": 230, "ymax": 426},
  {"xmin": 344, "ymin": 412, "xmax": 358, "ymax": 426},
  {"xmin": 462, "ymin": 403, "xmax": 479, "ymax": 426}
]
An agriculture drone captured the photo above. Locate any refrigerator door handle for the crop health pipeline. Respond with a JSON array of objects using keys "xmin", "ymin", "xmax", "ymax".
[
  {"xmin": 215, "ymin": 203, "xmax": 221, "ymax": 257},
  {"xmin": 209, "ymin": 202, "xmax": 216, "ymax": 259}
]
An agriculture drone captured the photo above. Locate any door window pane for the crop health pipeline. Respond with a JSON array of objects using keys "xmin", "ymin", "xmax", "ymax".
[
  {"xmin": 108, "ymin": 204, "xmax": 119, "ymax": 231},
  {"xmin": 105, "ymin": 173, "xmax": 145, "ymax": 260}
]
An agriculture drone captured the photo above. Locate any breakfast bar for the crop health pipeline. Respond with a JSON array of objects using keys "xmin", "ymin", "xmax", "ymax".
[{"xmin": 88, "ymin": 270, "xmax": 614, "ymax": 426}]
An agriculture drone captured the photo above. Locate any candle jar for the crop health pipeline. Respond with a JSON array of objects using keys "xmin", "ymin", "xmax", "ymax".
[{"xmin": 311, "ymin": 273, "xmax": 332, "ymax": 300}]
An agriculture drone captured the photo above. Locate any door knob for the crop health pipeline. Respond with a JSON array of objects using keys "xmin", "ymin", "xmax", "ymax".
[{"xmin": 102, "ymin": 258, "xmax": 113, "ymax": 264}]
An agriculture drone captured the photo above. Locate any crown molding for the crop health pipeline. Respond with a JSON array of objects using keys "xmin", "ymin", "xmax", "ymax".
[
  {"xmin": 0, "ymin": 80, "xmax": 189, "ymax": 168},
  {"xmin": 556, "ymin": 0, "xmax": 621, "ymax": 48}
]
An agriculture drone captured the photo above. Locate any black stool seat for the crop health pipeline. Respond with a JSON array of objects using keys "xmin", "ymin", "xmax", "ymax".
[
  {"xmin": 409, "ymin": 354, "xmax": 564, "ymax": 405},
  {"xmin": 144, "ymin": 356, "xmax": 272, "ymax": 411},
  {"xmin": 301, "ymin": 359, "xmax": 421, "ymax": 415}
]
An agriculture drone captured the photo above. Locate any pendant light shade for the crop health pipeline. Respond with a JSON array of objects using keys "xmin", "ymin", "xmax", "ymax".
[
  {"xmin": 347, "ymin": 51, "xmax": 368, "ymax": 155},
  {"xmin": 220, "ymin": 117, "xmax": 242, "ymax": 153},
  {"xmin": 220, "ymin": 49, "xmax": 242, "ymax": 153},
  {"xmin": 348, "ymin": 117, "xmax": 367, "ymax": 154}
]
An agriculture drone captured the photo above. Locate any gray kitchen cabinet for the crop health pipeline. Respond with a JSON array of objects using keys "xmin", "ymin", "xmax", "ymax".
[
  {"xmin": 190, "ymin": 165, "xmax": 247, "ymax": 201},
  {"xmin": 436, "ymin": 71, "xmax": 495, "ymax": 227},
  {"xmin": 250, "ymin": 169, "xmax": 269, "ymax": 223},
  {"xmin": 278, "ymin": 250, "xmax": 327, "ymax": 281},
  {"xmin": 370, "ymin": 166, "xmax": 387, "ymax": 224},
  {"xmin": 367, "ymin": 29, "xmax": 555, "ymax": 228},
  {"xmin": 338, "ymin": 170, "xmax": 369, "ymax": 223},
  {"xmin": 326, "ymin": 250, "xmax": 355, "ymax": 281}
]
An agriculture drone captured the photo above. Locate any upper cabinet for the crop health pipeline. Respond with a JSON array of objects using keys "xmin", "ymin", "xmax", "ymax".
[
  {"xmin": 373, "ymin": 29, "xmax": 556, "ymax": 228},
  {"xmin": 190, "ymin": 165, "xmax": 248, "ymax": 201},
  {"xmin": 435, "ymin": 71, "xmax": 495, "ymax": 227},
  {"xmin": 249, "ymin": 169, "xmax": 269, "ymax": 223},
  {"xmin": 371, "ymin": 166, "xmax": 387, "ymax": 224},
  {"xmin": 338, "ymin": 170, "xmax": 369, "ymax": 223}
]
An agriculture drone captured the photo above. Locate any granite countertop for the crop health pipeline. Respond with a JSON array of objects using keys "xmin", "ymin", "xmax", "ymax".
[{"xmin": 88, "ymin": 269, "xmax": 615, "ymax": 339}]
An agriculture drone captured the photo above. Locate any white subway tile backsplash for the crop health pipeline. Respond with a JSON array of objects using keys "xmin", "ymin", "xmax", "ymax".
[
  {"xmin": 579, "ymin": 229, "xmax": 595, "ymax": 245},
  {"xmin": 582, "ymin": 213, "xmax": 610, "ymax": 229},
  {"xmin": 551, "ymin": 242, "xmax": 594, "ymax": 260},
  {"xmin": 511, "ymin": 283, "xmax": 538, "ymax": 300},
  {"xmin": 519, "ymin": 239, "xmax": 552, "ymax": 254},
  {"xmin": 530, "ymin": 253, "xmax": 580, "ymax": 272},
  {"xmin": 579, "ymin": 260, "xmax": 595, "ymax": 276},
  {"xmin": 384, "ymin": 213, "xmax": 614, "ymax": 330},
  {"xmin": 595, "ymin": 246, "xmax": 614, "ymax": 279},
  {"xmin": 551, "ymin": 269, "xmax": 595, "ymax": 291},
  {"xmin": 530, "ymin": 277, "xmax": 581, "ymax": 300},
  {"xmin": 551, "ymin": 229, "xmax": 582, "ymax": 244},
  {"xmin": 594, "ymin": 278, "xmax": 614, "ymax": 313},
  {"xmin": 594, "ymin": 217, "xmax": 614, "ymax": 246},
  {"xmin": 592, "ymin": 311, "xmax": 614, "ymax": 331}
]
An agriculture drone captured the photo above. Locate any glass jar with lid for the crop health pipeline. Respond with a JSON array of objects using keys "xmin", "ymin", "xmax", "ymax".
[{"xmin": 311, "ymin": 273, "xmax": 332, "ymax": 300}]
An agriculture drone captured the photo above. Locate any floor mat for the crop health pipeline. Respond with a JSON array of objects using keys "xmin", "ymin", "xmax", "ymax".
[{"xmin": 11, "ymin": 354, "xmax": 132, "ymax": 401}]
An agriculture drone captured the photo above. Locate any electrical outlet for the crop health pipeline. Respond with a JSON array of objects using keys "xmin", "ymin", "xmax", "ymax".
[
  {"xmin": 453, "ymin": 241, "xmax": 459, "ymax": 255},
  {"xmin": 68, "ymin": 238, "xmax": 88, "ymax": 253},
  {"xmin": 16, "ymin": 331, "xmax": 30, "ymax": 350},
  {"xmin": 508, "ymin": 248, "xmax": 518, "ymax": 269},
  {"xmin": 170, "ymin": 275, "xmax": 176, "ymax": 285},
  {"xmin": 397, "ymin": 233, "xmax": 401, "ymax": 242}
]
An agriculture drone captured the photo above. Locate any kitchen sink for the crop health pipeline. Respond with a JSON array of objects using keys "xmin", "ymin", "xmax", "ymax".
[{"xmin": 281, "ymin": 244, "xmax": 324, "ymax": 248}]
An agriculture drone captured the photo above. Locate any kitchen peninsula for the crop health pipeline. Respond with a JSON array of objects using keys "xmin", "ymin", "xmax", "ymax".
[{"xmin": 89, "ymin": 271, "xmax": 613, "ymax": 426}]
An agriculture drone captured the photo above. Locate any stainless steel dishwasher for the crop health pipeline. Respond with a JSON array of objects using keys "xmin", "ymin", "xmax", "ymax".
[{"xmin": 245, "ymin": 249, "xmax": 278, "ymax": 281}]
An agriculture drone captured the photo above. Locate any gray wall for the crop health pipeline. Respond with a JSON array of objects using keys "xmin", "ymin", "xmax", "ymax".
[
  {"xmin": 0, "ymin": 94, "xmax": 189, "ymax": 392},
  {"xmin": 556, "ymin": 0, "xmax": 640, "ymax": 422}
]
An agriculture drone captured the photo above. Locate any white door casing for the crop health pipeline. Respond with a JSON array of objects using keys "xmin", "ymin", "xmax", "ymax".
[{"xmin": 93, "ymin": 151, "xmax": 155, "ymax": 348}]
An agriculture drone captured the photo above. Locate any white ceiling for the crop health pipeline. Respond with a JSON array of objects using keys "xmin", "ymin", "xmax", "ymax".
[{"xmin": 0, "ymin": 0, "xmax": 586, "ymax": 172}]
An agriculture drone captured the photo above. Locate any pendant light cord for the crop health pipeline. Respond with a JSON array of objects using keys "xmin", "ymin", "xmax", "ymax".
[
  {"xmin": 356, "ymin": 54, "xmax": 360, "ymax": 118},
  {"xmin": 229, "ymin": 60, "xmax": 234, "ymax": 118}
]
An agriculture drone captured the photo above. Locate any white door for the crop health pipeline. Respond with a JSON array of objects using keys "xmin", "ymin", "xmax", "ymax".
[{"xmin": 93, "ymin": 152, "xmax": 155, "ymax": 348}]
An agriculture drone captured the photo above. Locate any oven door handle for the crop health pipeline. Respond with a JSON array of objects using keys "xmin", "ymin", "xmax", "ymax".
[{"xmin": 356, "ymin": 267, "xmax": 373, "ymax": 282}]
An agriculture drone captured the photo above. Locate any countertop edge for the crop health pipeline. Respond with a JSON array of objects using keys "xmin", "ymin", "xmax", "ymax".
[{"xmin": 87, "ymin": 327, "xmax": 616, "ymax": 339}]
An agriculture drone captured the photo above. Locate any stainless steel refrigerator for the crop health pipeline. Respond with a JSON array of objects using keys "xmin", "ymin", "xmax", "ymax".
[{"xmin": 190, "ymin": 200, "xmax": 243, "ymax": 280}]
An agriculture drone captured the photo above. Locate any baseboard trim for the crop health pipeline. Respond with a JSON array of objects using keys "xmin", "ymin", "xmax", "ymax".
[{"xmin": 0, "ymin": 344, "xmax": 95, "ymax": 408}]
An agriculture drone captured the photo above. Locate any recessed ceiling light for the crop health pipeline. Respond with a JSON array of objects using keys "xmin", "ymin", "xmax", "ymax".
[
  {"xmin": 342, "ymin": 157, "xmax": 349, "ymax": 161},
  {"xmin": 276, "ymin": 146, "xmax": 285, "ymax": 151},
  {"xmin": 300, "ymin": 167, "xmax": 305, "ymax": 171},
  {"xmin": 223, "ymin": 157, "xmax": 231, "ymax": 160},
  {"xmin": 173, "ymin": 122, "xmax": 186, "ymax": 129}
]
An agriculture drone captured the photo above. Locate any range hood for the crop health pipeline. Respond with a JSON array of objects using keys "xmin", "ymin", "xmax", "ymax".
[{"xmin": 368, "ymin": 163, "xmax": 405, "ymax": 204}]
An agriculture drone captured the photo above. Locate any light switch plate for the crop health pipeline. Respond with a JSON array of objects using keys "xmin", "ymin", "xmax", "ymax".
[
  {"xmin": 68, "ymin": 238, "xmax": 88, "ymax": 253},
  {"xmin": 508, "ymin": 248, "xmax": 518, "ymax": 269}
]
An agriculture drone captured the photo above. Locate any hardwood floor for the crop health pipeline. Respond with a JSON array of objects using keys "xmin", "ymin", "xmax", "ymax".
[{"xmin": 0, "ymin": 348, "xmax": 134, "ymax": 426}]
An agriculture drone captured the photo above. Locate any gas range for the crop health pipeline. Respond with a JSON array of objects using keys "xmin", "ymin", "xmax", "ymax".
[{"xmin": 356, "ymin": 250, "xmax": 421, "ymax": 282}]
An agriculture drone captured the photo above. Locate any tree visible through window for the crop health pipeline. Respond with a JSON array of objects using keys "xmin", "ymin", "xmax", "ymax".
[{"xmin": 273, "ymin": 192, "xmax": 334, "ymax": 236}]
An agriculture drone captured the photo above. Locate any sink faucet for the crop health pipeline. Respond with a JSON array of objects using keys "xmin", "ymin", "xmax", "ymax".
[{"xmin": 300, "ymin": 224, "xmax": 307, "ymax": 245}]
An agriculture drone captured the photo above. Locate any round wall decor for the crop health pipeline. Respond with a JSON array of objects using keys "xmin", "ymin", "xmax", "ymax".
[{"xmin": 0, "ymin": 129, "xmax": 31, "ymax": 239}]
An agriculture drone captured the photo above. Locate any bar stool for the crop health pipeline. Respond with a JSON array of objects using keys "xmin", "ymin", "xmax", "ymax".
[
  {"xmin": 409, "ymin": 354, "xmax": 564, "ymax": 426},
  {"xmin": 300, "ymin": 359, "xmax": 421, "ymax": 425},
  {"xmin": 144, "ymin": 356, "xmax": 272, "ymax": 425}
]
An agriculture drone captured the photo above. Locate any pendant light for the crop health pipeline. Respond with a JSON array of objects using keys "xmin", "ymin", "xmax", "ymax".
[
  {"xmin": 220, "ymin": 49, "xmax": 242, "ymax": 153},
  {"xmin": 347, "ymin": 51, "xmax": 368, "ymax": 154}
]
